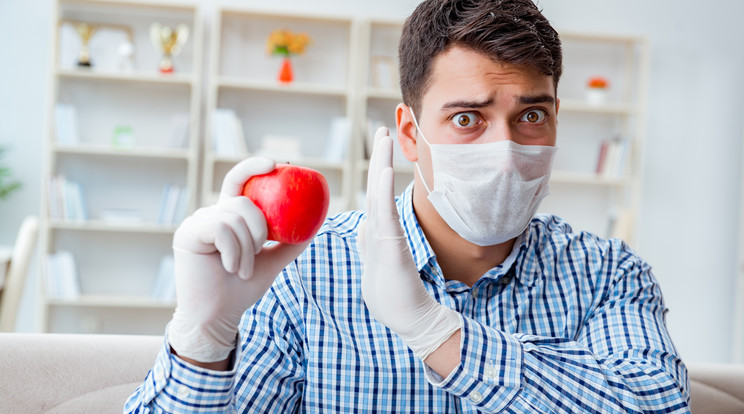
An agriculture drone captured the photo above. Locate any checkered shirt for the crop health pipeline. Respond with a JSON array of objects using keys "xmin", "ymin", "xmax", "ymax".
[{"xmin": 125, "ymin": 183, "xmax": 689, "ymax": 413}]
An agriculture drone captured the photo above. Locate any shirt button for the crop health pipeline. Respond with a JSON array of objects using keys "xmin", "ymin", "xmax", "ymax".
[
  {"xmin": 469, "ymin": 391, "xmax": 484, "ymax": 404},
  {"xmin": 177, "ymin": 385, "xmax": 190, "ymax": 398},
  {"xmin": 500, "ymin": 275, "xmax": 512, "ymax": 285},
  {"xmin": 485, "ymin": 365, "xmax": 498, "ymax": 379}
]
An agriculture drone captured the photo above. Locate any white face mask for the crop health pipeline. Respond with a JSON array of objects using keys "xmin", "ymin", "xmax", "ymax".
[{"xmin": 411, "ymin": 108, "xmax": 558, "ymax": 246}]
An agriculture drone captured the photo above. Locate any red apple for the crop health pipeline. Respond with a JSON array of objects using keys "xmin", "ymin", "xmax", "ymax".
[{"xmin": 242, "ymin": 163, "xmax": 330, "ymax": 244}]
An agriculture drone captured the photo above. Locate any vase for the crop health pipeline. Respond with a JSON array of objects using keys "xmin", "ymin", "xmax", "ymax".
[
  {"xmin": 585, "ymin": 88, "xmax": 607, "ymax": 105},
  {"xmin": 278, "ymin": 57, "xmax": 293, "ymax": 83}
]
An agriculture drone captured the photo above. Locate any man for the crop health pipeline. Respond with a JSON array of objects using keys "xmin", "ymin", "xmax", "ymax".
[{"xmin": 126, "ymin": 0, "xmax": 689, "ymax": 412}]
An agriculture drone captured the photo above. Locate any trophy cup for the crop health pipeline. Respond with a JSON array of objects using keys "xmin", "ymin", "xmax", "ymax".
[
  {"xmin": 149, "ymin": 23, "xmax": 189, "ymax": 73},
  {"xmin": 74, "ymin": 22, "xmax": 98, "ymax": 67}
]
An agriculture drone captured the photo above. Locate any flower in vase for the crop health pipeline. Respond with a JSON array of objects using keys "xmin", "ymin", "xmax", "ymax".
[
  {"xmin": 586, "ymin": 76, "xmax": 610, "ymax": 105},
  {"xmin": 266, "ymin": 29, "xmax": 312, "ymax": 57}
]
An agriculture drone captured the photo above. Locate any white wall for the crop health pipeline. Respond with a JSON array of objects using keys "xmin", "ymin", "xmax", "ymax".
[{"xmin": 1, "ymin": 0, "xmax": 742, "ymax": 363}]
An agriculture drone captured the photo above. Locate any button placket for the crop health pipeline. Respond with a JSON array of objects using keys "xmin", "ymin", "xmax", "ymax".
[
  {"xmin": 468, "ymin": 390, "xmax": 484, "ymax": 404},
  {"xmin": 485, "ymin": 363, "xmax": 498, "ymax": 380},
  {"xmin": 177, "ymin": 385, "xmax": 190, "ymax": 398}
]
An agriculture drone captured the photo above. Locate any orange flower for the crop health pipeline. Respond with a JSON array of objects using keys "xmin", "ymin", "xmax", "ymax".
[
  {"xmin": 266, "ymin": 29, "xmax": 312, "ymax": 57},
  {"xmin": 587, "ymin": 76, "xmax": 609, "ymax": 89}
]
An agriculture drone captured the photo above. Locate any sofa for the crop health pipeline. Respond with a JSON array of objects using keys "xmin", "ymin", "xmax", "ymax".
[{"xmin": 1, "ymin": 333, "xmax": 742, "ymax": 413}]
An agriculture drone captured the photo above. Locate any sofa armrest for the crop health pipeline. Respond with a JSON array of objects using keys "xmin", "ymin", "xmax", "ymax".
[
  {"xmin": 0, "ymin": 333, "xmax": 161, "ymax": 414},
  {"xmin": 689, "ymin": 362, "xmax": 744, "ymax": 414}
]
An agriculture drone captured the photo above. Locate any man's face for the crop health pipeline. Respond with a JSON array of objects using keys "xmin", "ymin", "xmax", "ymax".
[
  {"xmin": 401, "ymin": 45, "xmax": 558, "ymax": 186},
  {"xmin": 415, "ymin": 45, "xmax": 558, "ymax": 146}
]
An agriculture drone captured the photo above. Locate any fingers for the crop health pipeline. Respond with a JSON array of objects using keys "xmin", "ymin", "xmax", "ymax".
[
  {"xmin": 366, "ymin": 127, "xmax": 394, "ymax": 216},
  {"xmin": 175, "ymin": 197, "xmax": 268, "ymax": 280},
  {"xmin": 217, "ymin": 197, "xmax": 268, "ymax": 278},
  {"xmin": 220, "ymin": 157, "xmax": 275, "ymax": 201},
  {"xmin": 376, "ymin": 167, "xmax": 402, "ymax": 238}
]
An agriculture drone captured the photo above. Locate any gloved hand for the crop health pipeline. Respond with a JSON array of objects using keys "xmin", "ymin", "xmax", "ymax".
[
  {"xmin": 168, "ymin": 158, "xmax": 313, "ymax": 363},
  {"xmin": 358, "ymin": 127, "xmax": 462, "ymax": 361}
]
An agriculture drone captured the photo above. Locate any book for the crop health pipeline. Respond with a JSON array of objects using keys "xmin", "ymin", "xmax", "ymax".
[
  {"xmin": 323, "ymin": 117, "xmax": 351, "ymax": 162},
  {"xmin": 174, "ymin": 186, "xmax": 190, "ymax": 224},
  {"xmin": 256, "ymin": 135, "xmax": 302, "ymax": 161},
  {"xmin": 169, "ymin": 113, "xmax": 190, "ymax": 149},
  {"xmin": 365, "ymin": 118, "xmax": 386, "ymax": 159},
  {"xmin": 45, "ymin": 250, "xmax": 81, "ymax": 299},
  {"xmin": 48, "ymin": 175, "xmax": 87, "ymax": 220},
  {"xmin": 212, "ymin": 109, "xmax": 247, "ymax": 156},
  {"xmin": 157, "ymin": 184, "xmax": 188, "ymax": 224},
  {"xmin": 151, "ymin": 255, "xmax": 175, "ymax": 301},
  {"xmin": 596, "ymin": 137, "xmax": 630, "ymax": 178},
  {"xmin": 47, "ymin": 175, "xmax": 62, "ymax": 219},
  {"xmin": 54, "ymin": 103, "xmax": 80, "ymax": 145}
]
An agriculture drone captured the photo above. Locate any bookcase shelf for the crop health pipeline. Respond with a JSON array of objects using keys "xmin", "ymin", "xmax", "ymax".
[
  {"xmin": 53, "ymin": 143, "xmax": 191, "ymax": 160},
  {"xmin": 48, "ymin": 294, "xmax": 175, "ymax": 309},
  {"xmin": 549, "ymin": 171, "xmax": 630, "ymax": 187},
  {"xmin": 40, "ymin": 0, "xmax": 203, "ymax": 334},
  {"xmin": 49, "ymin": 219, "xmax": 179, "ymax": 234},
  {"xmin": 217, "ymin": 77, "xmax": 348, "ymax": 97},
  {"xmin": 559, "ymin": 99, "xmax": 637, "ymax": 115},
  {"xmin": 351, "ymin": 19, "xmax": 649, "ymax": 243},
  {"xmin": 39, "ymin": 4, "xmax": 650, "ymax": 335},
  {"xmin": 203, "ymin": 7, "xmax": 358, "ymax": 217},
  {"xmin": 56, "ymin": 67, "xmax": 195, "ymax": 85}
]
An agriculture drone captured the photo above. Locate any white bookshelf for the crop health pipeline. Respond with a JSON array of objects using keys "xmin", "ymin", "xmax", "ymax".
[
  {"xmin": 202, "ymin": 8, "xmax": 359, "ymax": 216},
  {"xmin": 39, "ymin": 6, "xmax": 651, "ymax": 335},
  {"xmin": 351, "ymin": 20, "xmax": 650, "ymax": 243},
  {"xmin": 40, "ymin": 0, "xmax": 203, "ymax": 334},
  {"xmin": 543, "ymin": 32, "xmax": 650, "ymax": 242}
]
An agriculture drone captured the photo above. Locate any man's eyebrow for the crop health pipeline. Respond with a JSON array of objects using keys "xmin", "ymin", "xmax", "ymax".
[
  {"xmin": 518, "ymin": 94, "xmax": 555, "ymax": 105},
  {"xmin": 440, "ymin": 98, "xmax": 494, "ymax": 111},
  {"xmin": 439, "ymin": 94, "xmax": 555, "ymax": 111}
]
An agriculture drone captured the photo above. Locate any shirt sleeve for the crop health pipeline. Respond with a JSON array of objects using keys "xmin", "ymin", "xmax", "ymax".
[
  {"xmin": 123, "ymin": 267, "xmax": 305, "ymax": 414},
  {"xmin": 123, "ymin": 332, "xmax": 238, "ymax": 413},
  {"xmin": 423, "ymin": 249, "xmax": 690, "ymax": 413}
]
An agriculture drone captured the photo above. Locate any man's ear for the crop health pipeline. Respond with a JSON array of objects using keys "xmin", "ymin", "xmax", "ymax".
[{"xmin": 396, "ymin": 103, "xmax": 419, "ymax": 162}]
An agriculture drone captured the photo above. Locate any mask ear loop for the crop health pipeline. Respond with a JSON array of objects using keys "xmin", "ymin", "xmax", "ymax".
[{"xmin": 409, "ymin": 107, "xmax": 434, "ymax": 195}]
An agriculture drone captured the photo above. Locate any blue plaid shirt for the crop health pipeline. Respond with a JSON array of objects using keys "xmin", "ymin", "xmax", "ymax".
[{"xmin": 125, "ymin": 184, "xmax": 689, "ymax": 413}]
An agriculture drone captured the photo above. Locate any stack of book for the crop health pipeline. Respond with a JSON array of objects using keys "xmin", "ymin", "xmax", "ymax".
[
  {"xmin": 48, "ymin": 175, "xmax": 87, "ymax": 221},
  {"xmin": 169, "ymin": 113, "xmax": 190, "ymax": 149},
  {"xmin": 595, "ymin": 137, "xmax": 630, "ymax": 178},
  {"xmin": 212, "ymin": 109, "xmax": 247, "ymax": 156},
  {"xmin": 44, "ymin": 250, "xmax": 81, "ymax": 299},
  {"xmin": 54, "ymin": 103, "xmax": 80, "ymax": 145},
  {"xmin": 150, "ymin": 255, "xmax": 175, "ymax": 302},
  {"xmin": 157, "ymin": 184, "xmax": 189, "ymax": 225},
  {"xmin": 323, "ymin": 116, "xmax": 351, "ymax": 162}
]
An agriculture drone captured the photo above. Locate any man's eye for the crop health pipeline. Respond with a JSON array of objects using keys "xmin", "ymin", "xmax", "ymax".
[
  {"xmin": 451, "ymin": 112, "xmax": 479, "ymax": 128},
  {"xmin": 521, "ymin": 109, "xmax": 547, "ymax": 124}
]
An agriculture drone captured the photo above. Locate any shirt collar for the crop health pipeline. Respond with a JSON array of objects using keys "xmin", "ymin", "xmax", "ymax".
[{"xmin": 397, "ymin": 182, "xmax": 536, "ymax": 287}]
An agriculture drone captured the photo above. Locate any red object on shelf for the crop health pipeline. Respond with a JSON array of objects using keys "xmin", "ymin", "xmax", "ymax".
[
  {"xmin": 587, "ymin": 76, "xmax": 609, "ymax": 89},
  {"xmin": 278, "ymin": 57, "xmax": 293, "ymax": 83}
]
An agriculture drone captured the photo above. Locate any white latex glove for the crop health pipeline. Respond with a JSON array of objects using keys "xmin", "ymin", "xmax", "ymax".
[
  {"xmin": 168, "ymin": 158, "xmax": 313, "ymax": 363},
  {"xmin": 359, "ymin": 127, "xmax": 462, "ymax": 361}
]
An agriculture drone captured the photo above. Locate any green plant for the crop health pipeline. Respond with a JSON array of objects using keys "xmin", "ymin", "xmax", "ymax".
[{"xmin": 0, "ymin": 147, "xmax": 21, "ymax": 200}]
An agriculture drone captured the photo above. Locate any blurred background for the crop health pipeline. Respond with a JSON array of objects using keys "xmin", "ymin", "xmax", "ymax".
[{"xmin": 1, "ymin": 0, "xmax": 742, "ymax": 366}]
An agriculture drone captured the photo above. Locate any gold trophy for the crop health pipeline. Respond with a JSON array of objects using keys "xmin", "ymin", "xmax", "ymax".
[
  {"xmin": 149, "ymin": 23, "xmax": 189, "ymax": 73},
  {"xmin": 74, "ymin": 22, "xmax": 98, "ymax": 67}
]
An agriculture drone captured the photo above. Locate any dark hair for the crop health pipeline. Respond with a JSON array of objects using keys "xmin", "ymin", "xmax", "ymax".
[{"xmin": 399, "ymin": 0, "xmax": 562, "ymax": 116}]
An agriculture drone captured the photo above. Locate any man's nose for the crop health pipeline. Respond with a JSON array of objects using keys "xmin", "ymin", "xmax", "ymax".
[{"xmin": 485, "ymin": 119, "xmax": 514, "ymax": 143}]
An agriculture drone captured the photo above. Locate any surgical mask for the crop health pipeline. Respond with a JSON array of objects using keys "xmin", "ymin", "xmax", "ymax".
[{"xmin": 410, "ymin": 108, "xmax": 557, "ymax": 246}]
